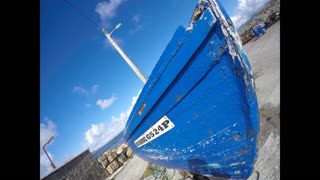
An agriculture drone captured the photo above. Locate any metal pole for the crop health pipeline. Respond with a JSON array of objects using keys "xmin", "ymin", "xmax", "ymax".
[
  {"xmin": 43, "ymin": 136, "xmax": 56, "ymax": 169},
  {"xmin": 102, "ymin": 28, "xmax": 148, "ymax": 84}
]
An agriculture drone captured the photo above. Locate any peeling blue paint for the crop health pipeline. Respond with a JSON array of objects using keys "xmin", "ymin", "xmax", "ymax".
[{"xmin": 124, "ymin": 0, "xmax": 259, "ymax": 179}]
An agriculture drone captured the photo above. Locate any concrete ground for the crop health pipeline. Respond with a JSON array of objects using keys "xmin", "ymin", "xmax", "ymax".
[
  {"xmin": 246, "ymin": 20, "xmax": 280, "ymax": 180},
  {"xmin": 110, "ymin": 155, "xmax": 149, "ymax": 180},
  {"xmin": 111, "ymin": 20, "xmax": 280, "ymax": 180},
  {"xmin": 112, "ymin": 155, "xmax": 183, "ymax": 180}
]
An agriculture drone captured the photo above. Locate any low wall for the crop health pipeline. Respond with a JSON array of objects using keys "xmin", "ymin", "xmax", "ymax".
[{"xmin": 42, "ymin": 149, "xmax": 109, "ymax": 180}]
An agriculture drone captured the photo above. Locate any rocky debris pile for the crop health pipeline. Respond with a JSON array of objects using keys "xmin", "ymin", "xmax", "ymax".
[{"xmin": 96, "ymin": 143, "xmax": 135, "ymax": 176}]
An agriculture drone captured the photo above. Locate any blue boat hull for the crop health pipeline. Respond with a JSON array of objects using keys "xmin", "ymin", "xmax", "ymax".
[
  {"xmin": 253, "ymin": 28, "xmax": 261, "ymax": 37},
  {"xmin": 257, "ymin": 24, "xmax": 266, "ymax": 35},
  {"xmin": 124, "ymin": 0, "xmax": 259, "ymax": 179}
]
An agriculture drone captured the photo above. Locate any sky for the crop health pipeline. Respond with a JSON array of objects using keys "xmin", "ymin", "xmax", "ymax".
[{"xmin": 40, "ymin": 0, "xmax": 270, "ymax": 177}]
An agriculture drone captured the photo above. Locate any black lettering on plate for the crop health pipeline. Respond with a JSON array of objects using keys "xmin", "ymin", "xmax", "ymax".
[
  {"xmin": 158, "ymin": 125, "xmax": 164, "ymax": 132},
  {"xmin": 153, "ymin": 129, "xmax": 159, "ymax": 135},
  {"xmin": 161, "ymin": 120, "xmax": 170, "ymax": 129},
  {"xmin": 135, "ymin": 136, "xmax": 148, "ymax": 146},
  {"xmin": 149, "ymin": 131, "xmax": 155, "ymax": 137},
  {"xmin": 135, "ymin": 116, "xmax": 174, "ymax": 147},
  {"xmin": 140, "ymin": 137, "xmax": 147, "ymax": 144}
]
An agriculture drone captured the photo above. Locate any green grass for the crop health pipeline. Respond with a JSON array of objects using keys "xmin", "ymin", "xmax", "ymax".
[{"xmin": 143, "ymin": 169, "xmax": 152, "ymax": 177}]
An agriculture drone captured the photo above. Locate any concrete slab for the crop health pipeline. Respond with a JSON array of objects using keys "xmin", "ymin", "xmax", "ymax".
[
  {"xmin": 245, "ymin": 20, "xmax": 280, "ymax": 107},
  {"xmin": 112, "ymin": 155, "xmax": 149, "ymax": 180}
]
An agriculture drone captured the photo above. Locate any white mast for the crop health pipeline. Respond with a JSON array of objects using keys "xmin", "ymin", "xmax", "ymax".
[{"xmin": 102, "ymin": 23, "xmax": 147, "ymax": 84}]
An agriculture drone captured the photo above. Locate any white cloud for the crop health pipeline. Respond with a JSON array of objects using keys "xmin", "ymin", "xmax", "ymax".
[
  {"xmin": 85, "ymin": 104, "xmax": 92, "ymax": 108},
  {"xmin": 40, "ymin": 117, "xmax": 57, "ymax": 178},
  {"xmin": 40, "ymin": 117, "xmax": 57, "ymax": 146},
  {"xmin": 110, "ymin": 89, "xmax": 141, "ymax": 130},
  {"xmin": 96, "ymin": 96, "xmax": 117, "ymax": 110},
  {"xmin": 83, "ymin": 89, "xmax": 141, "ymax": 151},
  {"xmin": 132, "ymin": 15, "xmax": 141, "ymax": 23},
  {"xmin": 130, "ymin": 24, "xmax": 144, "ymax": 34},
  {"xmin": 72, "ymin": 86, "xmax": 88, "ymax": 95},
  {"xmin": 40, "ymin": 151, "xmax": 54, "ymax": 178},
  {"xmin": 73, "ymin": 84, "xmax": 100, "ymax": 95},
  {"xmin": 91, "ymin": 84, "xmax": 99, "ymax": 94},
  {"xmin": 96, "ymin": 0, "xmax": 125, "ymax": 27},
  {"xmin": 231, "ymin": 0, "xmax": 270, "ymax": 28},
  {"xmin": 130, "ymin": 14, "xmax": 144, "ymax": 34},
  {"xmin": 85, "ymin": 123, "xmax": 107, "ymax": 145}
]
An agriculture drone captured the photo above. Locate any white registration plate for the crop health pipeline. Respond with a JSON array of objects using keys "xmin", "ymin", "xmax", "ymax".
[{"xmin": 134, "ymin": 115, "xmax": 175, "ymax": 148}]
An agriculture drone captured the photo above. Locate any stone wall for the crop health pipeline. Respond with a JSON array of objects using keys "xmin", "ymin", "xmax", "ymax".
[
  {"xmin": 42, "ymin": 149, "xmax": 109, "ymax": 180},
  {"xmin": 238, "ymin": 0, "xmax": 280, "ymax": 44}
]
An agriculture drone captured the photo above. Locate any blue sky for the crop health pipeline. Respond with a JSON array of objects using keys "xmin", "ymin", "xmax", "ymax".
[{"xmin": 40, "ymin": 0, "xmax": 270, "ymax": 177}]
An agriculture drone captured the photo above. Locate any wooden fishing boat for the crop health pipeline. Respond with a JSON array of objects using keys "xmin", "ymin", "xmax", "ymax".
[{"xmin": 123, "ymin": 0, "xmax": 259, "ymax": 179}]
